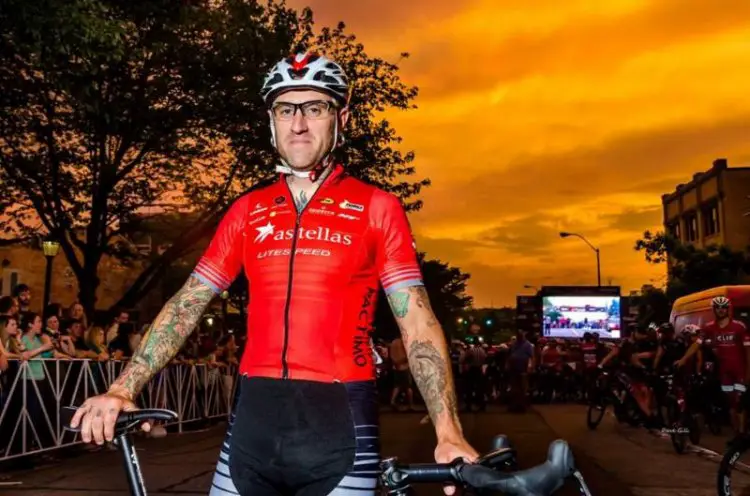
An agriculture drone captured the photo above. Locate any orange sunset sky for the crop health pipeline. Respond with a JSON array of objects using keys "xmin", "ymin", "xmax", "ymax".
[{"xmin": 292, "ymin": 0, "xmax": 750, "ymax": 307}]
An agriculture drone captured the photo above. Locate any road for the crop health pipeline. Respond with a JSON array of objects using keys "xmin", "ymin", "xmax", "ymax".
[{"xmin": 1, "ymin": 404, "xmax": 747, "ymax": 495}]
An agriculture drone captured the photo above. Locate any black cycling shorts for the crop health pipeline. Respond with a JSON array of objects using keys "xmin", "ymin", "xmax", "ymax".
[{"xmin": 209, "ymin": 376, "xmax": 380, "ymax": 495}]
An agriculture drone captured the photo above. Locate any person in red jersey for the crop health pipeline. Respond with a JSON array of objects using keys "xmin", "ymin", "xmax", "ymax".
[
  {"xmin": 678, "ymin": 296, "xmax": 750, "ymax": 436},
  {"xmin": 71, "ymin": 52, "xmax": 476, "ymax": 495}
]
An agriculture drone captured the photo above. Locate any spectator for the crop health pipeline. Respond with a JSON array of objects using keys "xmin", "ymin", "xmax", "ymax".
[
  {"xmin": 67, "ymin": 302, "xmax": 88, "ymax": 330},
  {"xmin": 19, "ymin": 312, "xmax": 58, "ymax": 450},
  {"xmin": 507, "ymin": 330, "xmax": 535, "ymax": 413},
  {"xmin": 43, "ymin": 312, "xmax": 76, "ymax": 357},
  {"xmin": 461, "ymin": 337, "xmax": 488, "ymax": 412},
  {"xmin": 108, "ymin": 322, "xmax": 137, "ymax": 359},
  {"xmin": 0, "ymin": 315, "xmax": 24, "ymax": 359},
  {"xmin": 13, "ymin": 284, "xmax": 31, "ymax": 313},
  {"xmin": 389, "ymin": 337, "xmax": 415, "ymax": 411},
  {"xmin": 0, "ymin": 296, "xmax": 18, "ymax": 317},
  {"xmin": 63, "ymin": 319, "xmax": 96, "ymax": 359},
  {"xmin": 130, "ymin": 324, "xmax": 148, "ymax": 353},
  {"xmin": 85, "ymin": 326, "xmax": 110, "ymax": 361},
  {"xmin": 105, "ymin": 309, "xmax": 130, "ymax": 346}
]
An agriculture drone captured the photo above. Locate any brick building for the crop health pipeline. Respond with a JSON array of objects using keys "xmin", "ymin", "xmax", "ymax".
[{"xmin": 662, "ymin": 158, "xmax": 750, "ymax": 253}]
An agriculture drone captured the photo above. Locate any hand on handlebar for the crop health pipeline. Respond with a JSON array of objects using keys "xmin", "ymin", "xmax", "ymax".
[
  {"xmin": 70, "ymin": 390, "xmax": 149, "ymax": 445},
  {"xmin": 435, "ymin": 436, "xmax": 480, "ymax": 495}
]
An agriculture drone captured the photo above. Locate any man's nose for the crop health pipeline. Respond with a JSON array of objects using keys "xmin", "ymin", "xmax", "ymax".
[{"xmin": 290, "ymin": 108, "xmax": 308, "ymax": 133}]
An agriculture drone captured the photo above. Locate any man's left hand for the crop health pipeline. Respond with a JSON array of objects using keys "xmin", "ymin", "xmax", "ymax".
[{"xmin": 434, "ymin": 437, "xmax": 480, "ymax": 495}]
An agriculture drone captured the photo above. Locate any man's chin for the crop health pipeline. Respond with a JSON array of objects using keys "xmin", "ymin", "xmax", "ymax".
[{"xmin": 282, "ymin": 157, "xmax": 324, "ymax": 171}]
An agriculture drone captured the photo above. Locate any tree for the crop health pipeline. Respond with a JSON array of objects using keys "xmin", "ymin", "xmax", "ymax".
[
  {"xmin": 635, "ymin": 286, "xmax": 671, "ymax": 328},
  {"xmin": 0, "ymin": 0, "xmax": 426, "ymax": 315},
  {"xmin": 635, "ymin": 230, "xmax": 750, "ymax": 301},
  {"xmin": 373, "ymin": 254, "xmax": 473, "ymax": 341}
]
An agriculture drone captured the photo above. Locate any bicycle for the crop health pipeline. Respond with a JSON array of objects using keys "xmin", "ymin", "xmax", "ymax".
[
  {"xmin": 586, "ymin": 368, "xmax": 639, "ymax": 430},
  {"xmin": 657, "ymin": 372, "xmax": 700, "ymax": 454},
  {"xmin": 61, "ymin": 406, "xmax": 178, "ymax": 496},
  {"xmin": 717, "ymin": 433, "xmax": 750, "ymax": 496},
  {"xmin": 63, "ymin": 407, "xmax": 593, "ymax": 496},
  {"xmin": 381, "ymin": 434, "xmax": 593, "ymax": 495}
]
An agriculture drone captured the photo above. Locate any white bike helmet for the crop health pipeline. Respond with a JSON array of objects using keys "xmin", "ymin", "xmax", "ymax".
[
  {"xmin": 261, "ymin": 52, "xmax": 349, "ymax": 106},
  {"xmin": 262, "ymin": 52, "xmax": 350, "ymax": 177},
  {"xmin": 712, "ymin": 296, "xmax": 731, "ymax": 309}
]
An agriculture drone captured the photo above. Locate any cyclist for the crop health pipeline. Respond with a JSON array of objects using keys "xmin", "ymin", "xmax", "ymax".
[
  {"xmin": 653, "ymin": 323, "xmax": 686, "ymax": 374},
  {"xmin": 581, "ymin": 332, "xmax": 604, "ymax": 399},
  {"xmin": 678, "ymin": 296, "xmax": 750, "ymax": 436},
  {"xmin": 70, "ymin": 52, "xmax": 477, "ymax": 495},
  {"xmin": 600, "ymin": 324, "xmax": 659, "ymax": 426}
]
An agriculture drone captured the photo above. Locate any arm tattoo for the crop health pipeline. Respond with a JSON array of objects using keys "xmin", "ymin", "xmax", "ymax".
[
  {"xmin": 387, "ymin": 290, "xmax": 410, "ymax": 318},
  {"xmin": 389, "ymin": 286, "xmax": 460, "ymax": 427},
  {"xmin": 294, "ymin": 190, "xmax": 309, "ymax": 211},
  {"xmin": 409, "ymin": 339, "xmax": 461, "ymax": 426},
  {"xmin": 412, "ymin": 286, "xmax": 438, "ymax": 327},
  {"xmin": 111, "ymin": 276, "xmax": 215, "ymax": 398}
]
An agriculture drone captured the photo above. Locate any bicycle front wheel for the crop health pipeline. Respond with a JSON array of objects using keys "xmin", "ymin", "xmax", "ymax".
[{"xmin": 717, "ymin": 436, "xmax": 750, "ymax": 496}]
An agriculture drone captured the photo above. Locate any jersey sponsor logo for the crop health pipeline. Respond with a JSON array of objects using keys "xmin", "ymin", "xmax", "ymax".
[
  {"xmin": 353, "ymin": 287, "xmax": 376, "ymax": 367},
  {"xmin": 251, "ymin": 202, "xmax": 268, "ymax": 215},
  {"xmin": 255, "ymin": 222, "xmax": 276, "ymax": 243},
  {"xmin": 248, "ymin": 215, "xmax": 268, "ymax": 226},
  {"xmin": 337, "ymin": 213, "xmax": 359, "ymax": 221},
  {"xmin": 320, "ymin": 197, "xmax": 335, "ymax": 205},
  {"xmin": 308, "ymin": 207, "xmax": 335, "ymax": 216},
  {"xmin": 340, "ymin": 199, "xmax": 364, "ymax": 212},
  {"xmin": 274, "ymin": 195, "xmax": 286, "ymax": 205},
  {"xmin": 269, "ymin": 209, "xmax": 292, "ymax": 218},
  {"xmin": 253, "ymin": 222, "xmax": 353, "ymax": 245},
  {"xmin": 257, "ymin": 247, "xmax": 332, "ymax": 258}
]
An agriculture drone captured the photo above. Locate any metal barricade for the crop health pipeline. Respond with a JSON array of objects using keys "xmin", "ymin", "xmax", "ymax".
[{"xmin": 0, "ymin": 359, "xmax": 238, "ymax": 461}]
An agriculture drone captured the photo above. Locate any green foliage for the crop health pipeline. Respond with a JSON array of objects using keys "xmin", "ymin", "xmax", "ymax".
[{"xmin": 0, "ymin": 0, "xmax": 427, "ymax": 312}]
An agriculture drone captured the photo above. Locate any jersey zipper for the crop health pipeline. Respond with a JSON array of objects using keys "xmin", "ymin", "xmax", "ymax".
[{"xmin": 280, "ymin": 177, "xmax": 330, "ymax": 379}]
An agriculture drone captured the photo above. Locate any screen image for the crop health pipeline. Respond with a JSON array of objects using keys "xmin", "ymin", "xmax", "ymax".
[{"xmin": 542, "ymin": 296, "xmax": 621, "ymax": 339}]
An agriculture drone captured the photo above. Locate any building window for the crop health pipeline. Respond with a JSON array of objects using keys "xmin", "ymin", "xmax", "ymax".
[
  {"xmin": 684, "ymin": 212, "xmax": 698, "ymax": 242},
  {"xmin": 703, "ymin": 203, "xmax": 720, "ymax": 236},
  {"xmin": 667, "ymin": 221, "xmax": 681, "ymax": 240},
  {"xmin": 0, "ymin": 269, "xmax": 20, "ymax": 297}
]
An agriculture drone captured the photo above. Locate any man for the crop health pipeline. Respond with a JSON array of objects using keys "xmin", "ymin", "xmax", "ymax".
[
  {"xmin": 71, "ymin": 52, "xmax": 476, "ymax": 495},
  {"xmin": 389, "ymin": 336, "xmax": 415, "ymax": 410},
  {"xmin": 507, "ymin": 330, "xmax": 534, "ymax": 412},
  {"xmin": 461, "ymin": 336, "xmax": 487, "ymax": 412},
  {"xmin": 13, "ymin": 284, "xmax": 30, "ymax": 313},
  {"xmin": 106, "ymin": 309, "xmax": 130, "ymax": 346},
  {"xmin": 0, "ymin": 296, "xmax": 18, "ymax": 317},
  {"xmin": 678, "ymin": 296, "xmax": 750, "ymax": 436}
]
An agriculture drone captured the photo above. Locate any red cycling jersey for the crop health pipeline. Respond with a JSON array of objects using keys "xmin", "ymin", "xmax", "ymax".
[
  {"xmin": 699, "ymin": 319, "xmax": 750, "ymax": 373},
  {"xmin": 193, "ymin": 164, "xmax": 423, "ymax": 383}
]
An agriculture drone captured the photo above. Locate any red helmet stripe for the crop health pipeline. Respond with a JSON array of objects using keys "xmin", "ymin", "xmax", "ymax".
[{"xmin": 291, "ymin": 53, "xmax": 312, "ymax": 72}]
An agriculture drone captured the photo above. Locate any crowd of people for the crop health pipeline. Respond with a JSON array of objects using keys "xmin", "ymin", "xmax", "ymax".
[
  {"xmin": 373, "ymin": 329, "xmax": 609, "ymax": 418},
  {"xmin": 0, "ymin": 284, "xmax": 243, "ymax": 457},
  {"xmin": 0, "ymin": 285, "xmax": 242, "ymax": 369}
]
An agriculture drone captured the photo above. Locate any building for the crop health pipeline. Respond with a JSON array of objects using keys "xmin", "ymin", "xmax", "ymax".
[
  {"xmin": 0, "ymin": 239, "xmax": 142, "ymax": 313},
  {"xmin": 662, "ymin": 158, "xmax": 750, "ymax": 252}
]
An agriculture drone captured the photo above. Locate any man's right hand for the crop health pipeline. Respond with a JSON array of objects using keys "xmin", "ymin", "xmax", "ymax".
[{"xmin": 70, "ymin": 390, "xmax": 149, "ymax": 445}]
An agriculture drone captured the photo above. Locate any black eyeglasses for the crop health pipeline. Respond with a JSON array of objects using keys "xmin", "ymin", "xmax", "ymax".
[{"xmin": 271, "ymin": 100, "xmax": 337, "ymax": 121}]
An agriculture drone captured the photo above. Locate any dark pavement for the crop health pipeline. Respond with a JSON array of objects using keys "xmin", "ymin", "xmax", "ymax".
[{"xmin": 0, "ymin": 404, "xmax": 742, "ymax": 495}]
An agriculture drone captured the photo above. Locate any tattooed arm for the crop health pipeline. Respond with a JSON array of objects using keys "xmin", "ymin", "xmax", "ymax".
[
  {"xmin": 109, "ymin": 276, "xmax": 216, "ymax": 400},
  {"xmin": 388, "ymin": 285, "xmax": 463, "ymax": 442}
]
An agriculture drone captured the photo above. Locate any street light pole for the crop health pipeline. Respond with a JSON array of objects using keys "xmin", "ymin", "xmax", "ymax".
[
  {"xmin": 42, "ymin": 239, "xmax": 61, "ymax": 308},
  {"xmin": 595, "ymin": 247, "xmax": 601, "ymax": 287},
  {"xmin": 559, "ymin": 232, "xmax": 601, "ymax": 287}
]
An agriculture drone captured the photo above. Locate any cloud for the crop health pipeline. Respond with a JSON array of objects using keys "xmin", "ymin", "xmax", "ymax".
[
  {"xmin": 601, "ymin": 206, "xmax": 663, "ymax": 233},
  {"xmin": 403, "ymin": 0, "xmax": 750, "ymax": 98},
  {"xmin": 416, "ymin": 113, "xmax": 750, "ymax": 229},
  {"xmin": 282, "ymin": 0, "xmax": 750, "ymax": 306}
]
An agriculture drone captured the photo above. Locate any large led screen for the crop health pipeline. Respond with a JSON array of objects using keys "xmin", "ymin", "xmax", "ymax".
[{"xmin": 542, "ymin": 296, "xmax": 621, "ymax": 339}]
